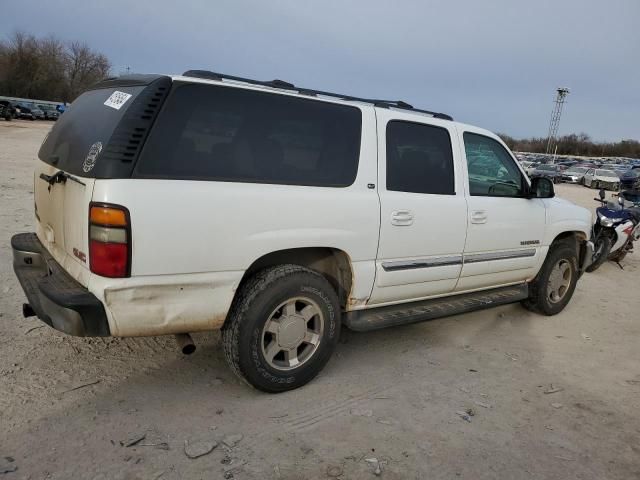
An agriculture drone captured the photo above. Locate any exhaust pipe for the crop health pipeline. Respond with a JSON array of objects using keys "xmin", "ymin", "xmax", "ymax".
[
  {"xmin": 22, "ymin": 303, "xmax": 36, "ymax": 318},
  {"xmin": 175, "ymin": 333, "xmax": 196, "ymax": 355}
]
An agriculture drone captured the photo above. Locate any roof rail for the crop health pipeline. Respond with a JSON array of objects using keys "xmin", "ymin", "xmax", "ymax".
[{"xmin": 181, "ymin": 69, "xmax": 453, "ymax": 121}]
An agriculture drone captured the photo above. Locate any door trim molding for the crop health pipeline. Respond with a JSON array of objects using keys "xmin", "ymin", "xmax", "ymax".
[
  {"xmin": 463, "ymin": 249, "xmax": 536, "ymax": 264},
  {"xmin": 381, "ymin": 249, "xmax": 536, "ymax": 272},
  {"xmin": 382, "ymin": 255, "xmax": 463, "ymax": 272}
]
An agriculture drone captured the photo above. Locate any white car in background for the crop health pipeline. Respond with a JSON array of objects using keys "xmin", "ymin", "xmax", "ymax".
[
  {"xmin": 583, "ymin": 168, "xmax": 620, "ymax": 190},
  {"xmin": 561, "ymin": 166, "xmax": 589, "ymax": 184}
]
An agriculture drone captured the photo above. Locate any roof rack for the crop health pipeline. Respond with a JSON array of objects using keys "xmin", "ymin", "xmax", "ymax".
[{"xmin": 182, "ymin": 69, "xmax": 453, "ymax": 121}]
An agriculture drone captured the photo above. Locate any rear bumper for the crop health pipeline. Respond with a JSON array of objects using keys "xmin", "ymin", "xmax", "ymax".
[
  {"xmin": 561, "ymin": 176, "xmax": 580, "ymax": 183},
  {"xmin": 11, "ymin": 233, "xmax": 110, "ymax": 336}
]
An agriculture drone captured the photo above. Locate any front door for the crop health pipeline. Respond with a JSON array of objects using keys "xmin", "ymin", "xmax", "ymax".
[
  {"xmin": 456, "ymin": 128, "xmax": 546, "ymax": 292},
  {"xmin": 369, "ymin": 110, "xmax": 468, "ymax": 305}
]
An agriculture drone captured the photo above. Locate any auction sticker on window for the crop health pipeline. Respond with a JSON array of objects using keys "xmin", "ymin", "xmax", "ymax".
[{"xmin": 104, "ymin": 91, "xmax": 132, "ymax": 110}]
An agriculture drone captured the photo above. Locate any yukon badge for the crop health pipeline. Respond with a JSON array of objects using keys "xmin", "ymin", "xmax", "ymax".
[{"xmin": 83, "ymin": 142, "xmax": 103, "ymax": 173}]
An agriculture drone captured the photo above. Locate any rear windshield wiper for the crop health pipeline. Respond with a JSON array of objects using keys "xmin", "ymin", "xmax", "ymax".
[{"xmin": 39, "ymin": 171, "xmax": 85, "ymax": 190}]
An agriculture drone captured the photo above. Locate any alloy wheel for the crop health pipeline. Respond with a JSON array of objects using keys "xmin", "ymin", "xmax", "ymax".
[{"xmin": 261, "ymin": 297, "xmax": 324, "ymax": 371}]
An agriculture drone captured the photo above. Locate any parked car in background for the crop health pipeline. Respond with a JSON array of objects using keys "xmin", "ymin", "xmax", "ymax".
[
  {"xmin": 612, "ymin": 166, "xmax": 629, "ymax": 177},
  {"xmin": 620, "ymin": 167, "xmax": 640, "ymax": 190},
  {"xmin": 0, "ymin": 100, "xmax": 16, "ymax": 120},
  {"xmin": 583, "ymin": 168, "xmax": 620, "ymax": 190},
  {"xmin": 37, "ymin": 104, "xmax": 59, "ymax": 121},
  {"xmin": 18, "ymin": 102, "xmax": 45, "ymax": 120},
  {"xmin": 620, "ymin": 189, "xmax": 640, "ymax": 207},
  {"xmin": 13, "ymin": 102, "xmax": 35, "ymax": 120},
  {"xmin": 530, "ymin": 164, "xmax": 563, "ymax": 183},
  {"xmin": 525, "ymin": 162, "xmax": 539, "ymax": 176},
  {"xmin": 561, "ymin": 166, "xmax": 589, "ymax": 184},
  {"xmin": 519, "ymin": 160, "xmax": 535, "ymax": 171}
]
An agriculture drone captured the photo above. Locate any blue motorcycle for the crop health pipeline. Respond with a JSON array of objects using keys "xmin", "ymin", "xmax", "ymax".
[{"xmin": 588, "ymin": 189, "xmax": 640, "ymax": 272}]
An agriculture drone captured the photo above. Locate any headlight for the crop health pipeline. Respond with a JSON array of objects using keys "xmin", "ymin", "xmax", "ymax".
[{"xmin": 597, "ymin": 212, "xmax": 621, "ymax": 227}]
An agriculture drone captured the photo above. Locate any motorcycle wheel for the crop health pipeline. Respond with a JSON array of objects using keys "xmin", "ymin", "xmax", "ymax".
[{"xmin": 586, "ymin": 234, "xmax": 613, "ymax": 272}]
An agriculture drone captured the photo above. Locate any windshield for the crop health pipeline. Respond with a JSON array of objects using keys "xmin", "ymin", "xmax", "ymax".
[
  {"xmin": 596, "ymin": 169, "xmax": 617, "ymax": 177},
  {"xmin": 566, "ymin": 167, "xmax": 588, "ymax": 174},
  {"xmin": 537, "ymin": 165, "xmax": 556, "ymax": 171}
]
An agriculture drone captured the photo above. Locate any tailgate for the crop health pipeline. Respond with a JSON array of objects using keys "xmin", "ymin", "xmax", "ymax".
[
  {"xmin": 33, "ymin": 74, "xmax": 172, "ymax": 285},
  {"xmin": 34, "ymin": 161, "xmax": 95, "ymax": 286}
]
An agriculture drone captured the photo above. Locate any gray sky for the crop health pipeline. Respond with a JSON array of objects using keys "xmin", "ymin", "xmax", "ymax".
[{"xmin": 3, "ymin": 0, "xmax": 639, "ymax": 141}]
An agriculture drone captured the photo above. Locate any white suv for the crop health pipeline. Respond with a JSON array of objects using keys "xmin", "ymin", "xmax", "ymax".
[{"xmin": 12, "ymin": 71, "xmax": 593, "ymax": 392}]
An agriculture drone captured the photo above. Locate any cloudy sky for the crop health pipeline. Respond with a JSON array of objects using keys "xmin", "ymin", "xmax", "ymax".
[{"xmin": 3, "ymin": 0, "xmax": 639, "ymax": 141}]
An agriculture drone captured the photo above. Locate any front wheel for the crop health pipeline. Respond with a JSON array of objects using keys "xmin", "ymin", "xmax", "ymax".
[
  {"xmin": 586, "ymin": 234, "xmax": 613, "ymax": 272},
  {"xmin": 222, "ymin": 265, "xmax": 340, "ymax": 393},
  {"xmin": 522, "ymin": 240, "xmax": 579, "ymax": 315}
]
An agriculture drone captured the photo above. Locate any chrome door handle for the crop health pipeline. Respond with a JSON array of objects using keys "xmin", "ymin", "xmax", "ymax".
[
  {"xmin": 391, "ymin": 210, "xmax": 414, "ymax": 226},
  {"xmin": 471, "ymin": 210, "xmax": 488, "ymax": 224}
]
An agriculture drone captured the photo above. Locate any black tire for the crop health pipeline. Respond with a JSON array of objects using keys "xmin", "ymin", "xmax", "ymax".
[
  {"xmin": 522, "ymin": 239, "xmax": 579, "ymax": 315},
  {"xmin": 586, "ymin": 234, "xmax": 613, "ymax": 272},
  {"xmin": 222, "ymin": 265, "xmax": 340, "ymax": 393}
]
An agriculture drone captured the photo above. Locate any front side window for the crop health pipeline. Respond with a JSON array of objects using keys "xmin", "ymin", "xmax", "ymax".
[
  {"xmin": 463, "ymin": 132, "xmax": 525, "ymax": 197},
  {"xmin": 135, "ymin": 83, "xmax": 362, "ymax": 186},
  {"xmin": 386, "ymin": 121, "xmax": 455, "ymax": 195}
]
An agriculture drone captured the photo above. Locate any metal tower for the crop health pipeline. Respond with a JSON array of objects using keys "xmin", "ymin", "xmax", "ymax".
[{"xmin": 545, "ymin": 87, "xmax": 570, "ymax": 156}]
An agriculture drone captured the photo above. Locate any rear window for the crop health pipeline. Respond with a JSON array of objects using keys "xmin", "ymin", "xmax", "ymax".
[
  {"xmin": 38, "ymin": 86, "xmax": 145, "ymax": 176},
  {"xmin": 135, "ymin": 83, "xmax": 362, "ymax": 187}
]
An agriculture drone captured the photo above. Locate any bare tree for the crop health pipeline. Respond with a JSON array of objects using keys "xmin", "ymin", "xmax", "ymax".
[
  {"xmin": 0, "ymin": 31, "xmax": 111, "ymax": 102},
  {"xmin": 64, "ymin": 41, "xmax": 110, "ymax": 101}
]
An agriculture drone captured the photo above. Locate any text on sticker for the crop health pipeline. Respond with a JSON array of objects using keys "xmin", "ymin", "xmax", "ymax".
[{"xmin": 104, "ymin": 91, "xmax": 132, "ymax": 110}]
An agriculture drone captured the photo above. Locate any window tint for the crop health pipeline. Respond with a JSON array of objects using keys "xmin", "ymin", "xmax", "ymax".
[
  {"xmin": 463, "ymin": 132, "xmax": 525, "ymax": 197},
  {"xmin": 386, "ymin": 121, "xmax": 455, "ymax": 195},
  {"xmin": 38, "ymin": 85, "xmax": 147, "ymax": 177},
  {"xmin": 135, "ymin": 83, "xmax": 362, "ymax": 186}
]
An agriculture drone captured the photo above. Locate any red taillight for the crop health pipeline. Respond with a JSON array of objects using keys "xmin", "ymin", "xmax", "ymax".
[{"xmin": 89, "ymin": 203, "xmax": 130, "ymax": 278}]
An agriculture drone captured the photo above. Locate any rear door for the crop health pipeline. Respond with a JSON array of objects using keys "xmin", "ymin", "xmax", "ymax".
[
  {"xmin": 369, "ymin": 110, "xmax": 468, "ymax": 305},
  {"xmin": 34, "ymin": 76, "xmax": 171, "ymax": 285}
]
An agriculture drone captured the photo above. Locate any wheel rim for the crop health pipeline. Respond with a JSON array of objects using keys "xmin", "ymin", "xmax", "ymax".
[
  {"xmin": 261, "ymin": 297, "xmax": 324, "ymax": 371},
  {"xmin": 547, "ymin": 259, "xmax": 572, "ymax": 304}
]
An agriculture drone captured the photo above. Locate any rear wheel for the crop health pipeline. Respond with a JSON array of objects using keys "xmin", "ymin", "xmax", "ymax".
[
  {"xmin": 522, "ymin": 239, "xmax": 579, "ymax": 315},
  {"xmin": 222, "ymin": 265, "xmax": 340, "ymax": 393},
  {"xmin": 586, "ymin": 234, "xmax": 613, "ymax": 272}
]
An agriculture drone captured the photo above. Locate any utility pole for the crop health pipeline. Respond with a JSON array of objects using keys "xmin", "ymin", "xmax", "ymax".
[{"xmin": 545, "ymin": 87, "xmax": 570, "ymax": 160}]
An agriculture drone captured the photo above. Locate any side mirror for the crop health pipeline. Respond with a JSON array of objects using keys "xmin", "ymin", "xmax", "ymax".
[
  {"xmin": 529, "ymin": 176, "xmax": 555, "ymax": 199},
  {"xmin": 618, "ymin": 195, "xmax": 625, "ymax": 207},
  {"xmin": 599, "ymin": 188, "xmax": 606, "ymax": 200}
]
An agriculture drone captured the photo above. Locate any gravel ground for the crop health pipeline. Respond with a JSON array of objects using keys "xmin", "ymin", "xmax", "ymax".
[{"xmin": 1, "ymin": 120, "xmax": 639, "ymax": 479}]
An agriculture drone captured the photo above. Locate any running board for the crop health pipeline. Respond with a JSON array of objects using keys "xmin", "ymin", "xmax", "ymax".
[{"xmin": 344, "ymin": 284, "xmax": 529, "ymax": 332}]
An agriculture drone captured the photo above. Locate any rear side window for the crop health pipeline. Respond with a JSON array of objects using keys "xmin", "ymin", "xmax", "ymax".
[
  {"xmin": 135, "ymin": 83, "xmax": 362, "ymax": 186},
  {"xmin": 386, "ymin": 121, "xmax": 455, "ymax": 195}
]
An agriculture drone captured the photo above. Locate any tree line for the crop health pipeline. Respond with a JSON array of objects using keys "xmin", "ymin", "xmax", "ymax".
[
  {"xmin": 0, "ymin": 32, "xmax": 111, "ymax": 103},
  {"xmin": 498, "ymin": 133, "xmax": 640, "ymax": 159}
]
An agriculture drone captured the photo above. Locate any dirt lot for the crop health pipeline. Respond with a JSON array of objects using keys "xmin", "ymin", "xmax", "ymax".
[{"xmin": 1, "ymin": 120, "xmax": 639, "ymax": 480}]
